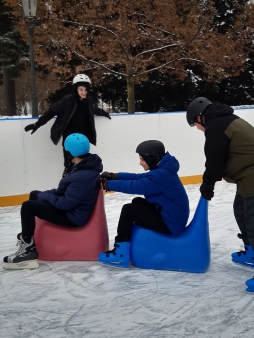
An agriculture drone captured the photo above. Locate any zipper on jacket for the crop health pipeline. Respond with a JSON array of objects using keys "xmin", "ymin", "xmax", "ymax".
[{"xmin": 56, "ymin": 102, "xmax": 77, "ymax": 144}]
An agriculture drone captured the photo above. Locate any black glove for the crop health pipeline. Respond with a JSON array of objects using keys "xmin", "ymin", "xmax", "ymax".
[
  {"xmin": 104, "ymin": 113, "xmax": 111, "ymax": 120},
  {"xmin": 24, "ymin": 123, "xmax": 38, "ymax": 134},
  {"xmin": 101, "ymin": 178, "xmax": 109, "ymax": 191},
  {"xmin": 101, "ymin": 171, "xmax": 118, "ymax": 180},
  {"xmin": 200, "ymin": 182, "xmax": 214, "ymax": 201}
]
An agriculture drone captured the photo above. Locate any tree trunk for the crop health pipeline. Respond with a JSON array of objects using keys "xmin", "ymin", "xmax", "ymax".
[
  {"xmin": 125, "ymin": 59, "xmax": 135, "ymax": 114},
  {"xmin": 126, "ymin": 75, "xmax": 135, "ymax": 114},
  {"xmin": 3, "ymin": 68, "xmax": 17, "ymax": 116}
]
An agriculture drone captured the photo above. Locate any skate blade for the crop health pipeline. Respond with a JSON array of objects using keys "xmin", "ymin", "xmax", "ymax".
[
  {"xmin": 232, "ymin": 260, "xmax": 254, "ymax": 270},
  {"xmin": 98, "ymin": 260, "xmax": 129, "ymax": 269},
  {"xmin": 2, "ymin": 260, "xmax": 39, "ymax": 270}
]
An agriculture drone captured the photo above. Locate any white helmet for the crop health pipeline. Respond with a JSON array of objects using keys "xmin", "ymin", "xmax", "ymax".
[{"xmin": 72, "ymin": 74, "xmax": 91, "ymax": 85}]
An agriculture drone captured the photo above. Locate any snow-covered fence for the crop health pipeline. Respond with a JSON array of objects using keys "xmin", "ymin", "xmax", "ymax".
[{"xmin": 1, "ymin": 108, "xmax": 254, "ymax": 206}]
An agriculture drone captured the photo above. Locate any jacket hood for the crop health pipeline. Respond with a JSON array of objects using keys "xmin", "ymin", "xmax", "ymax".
[
  {"xmin": 157, "ymin": 151, "xmax": 179, "ymax": 173},
  {"xmin": 76, "ymin": 153, "xmax": 103, "ymax": 173},
  {"xmin": 204, "ymin": 102, "xmax": 234, "ymax": 126}
]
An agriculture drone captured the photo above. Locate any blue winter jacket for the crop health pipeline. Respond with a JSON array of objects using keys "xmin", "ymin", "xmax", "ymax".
[
  {"xmin": 37, "ymin": 154, "xmax": 103, "ymax": 226},
  {"xmin": 108, "ymin": 152, "xmax": 189, "ymax": 236}
]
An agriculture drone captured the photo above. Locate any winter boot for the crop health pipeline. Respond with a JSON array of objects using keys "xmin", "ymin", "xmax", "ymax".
[
  {"xmin": 98, "ymin": 242, "xmax": 130, "ymax": 268},
  {"xmin": 245, "ymin": 276, "xmax": 254, "ymax": 293},
  {"xmin": 3, "ymin": 234, "xmax": 39, "ymax": 270},
  {"xmin": 231, "ymin": 245, "xmax": 254, "ymax": 269}
]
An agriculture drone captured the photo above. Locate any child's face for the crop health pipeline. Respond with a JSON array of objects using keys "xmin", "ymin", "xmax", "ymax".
[
  {"xmin": 77, "ymin": 86, "xmax": 88, "ymax": 99},
  {"xmin": 139, "ymin": 155, "xmax": 150, "ymax": 171},
  {"xmin": 194, "ymin": 116, "xmax": 206, "ymax": 132}
]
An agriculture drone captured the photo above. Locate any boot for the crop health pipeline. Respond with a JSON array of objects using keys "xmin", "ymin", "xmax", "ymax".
[
  {"xmin": 3, "ymin": 233, "xmax": 39, "ymax": 270},
  {"xmin": 98, "ymin": 242, "xmax": 130, "ymax": 268},
  {"xmin": 246, "ymin": 276, "xmax": 254, "ymax": 293},
  {"xmin": 231, "ymin": 245, "xmax": 254, "ymax": 269}
]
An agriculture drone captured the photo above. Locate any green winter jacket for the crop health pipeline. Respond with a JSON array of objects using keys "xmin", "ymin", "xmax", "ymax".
[
  {"xmin": 203, "ymin": 102, "xmax": 254, "ymax": 197},
  {"xmin": 223, "ymin": 118, "xmax": 254, "ymax": 197}
]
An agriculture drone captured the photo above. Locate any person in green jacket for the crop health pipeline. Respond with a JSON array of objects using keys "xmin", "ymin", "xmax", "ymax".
[{"xmin": 186, "ymin": 97, "xmax": 254, "ymax": 292}]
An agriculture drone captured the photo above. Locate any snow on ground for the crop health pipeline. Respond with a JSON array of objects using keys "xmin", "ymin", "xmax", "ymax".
[{"xmin": 0, "ymin": 181, "xmax": 254, "ymax": 338}]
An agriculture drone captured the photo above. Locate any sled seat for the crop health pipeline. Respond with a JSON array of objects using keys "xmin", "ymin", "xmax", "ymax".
[
  {"xmin": 34, "ymin": 187, "xmax": 109, "ymax": 261},
  {"xmin": 130, "ymin": 197, "xmax": 210, "ymax": 273}
]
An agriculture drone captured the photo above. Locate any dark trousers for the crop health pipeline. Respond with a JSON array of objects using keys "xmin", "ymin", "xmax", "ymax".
[
  {"xmin": 115, "ymin": 197, "xmax": 171, "ymax": 242},
  {"xmin": 21, "ymin": 190, "xmax": 77, "ymax": 241},
  {"xmin": 233, "ymin": 193, "xmax": 254, "ymax": 249}
]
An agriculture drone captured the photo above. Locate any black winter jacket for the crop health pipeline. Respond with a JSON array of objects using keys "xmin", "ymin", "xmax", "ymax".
[
  {"xmin": 37, "ymin": 153, "xmax": 103, "ymax": 226},
  {"xmin": 35, "ymin": 94, "xmax": 108, "ymax": 145},
  {"xmin": 203, "ymin": 102, "xmax": 254, "ymax": 197}
]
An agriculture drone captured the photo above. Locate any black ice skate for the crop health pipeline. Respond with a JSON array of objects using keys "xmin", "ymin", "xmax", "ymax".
[{"xmin": 3, "ymin": 234, "xmax": 39, "ymax": 270}]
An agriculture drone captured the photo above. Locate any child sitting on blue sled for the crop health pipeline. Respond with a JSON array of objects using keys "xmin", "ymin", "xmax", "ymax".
[{"xmin": 99, "ymin": 140, "xmax": 190, "ymax": 268}]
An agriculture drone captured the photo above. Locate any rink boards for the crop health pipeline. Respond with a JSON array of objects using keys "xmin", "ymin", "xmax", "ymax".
[{"xmin": 0, "ymin": 108, "xmax": 254, "ymax": 206}]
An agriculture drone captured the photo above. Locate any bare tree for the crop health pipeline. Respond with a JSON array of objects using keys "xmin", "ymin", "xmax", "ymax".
[{"xmin": 7, "ymin": 0, "xmax": 254, "ymax": 112}]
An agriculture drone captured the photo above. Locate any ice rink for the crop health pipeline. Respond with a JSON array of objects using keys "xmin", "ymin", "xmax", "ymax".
[{"xmin": 1, "ymin": 181, "xmax": 254, "ymax": 338}]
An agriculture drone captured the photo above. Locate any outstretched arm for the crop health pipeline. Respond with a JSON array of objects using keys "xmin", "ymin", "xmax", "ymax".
[
  {"xmin": 24, "ymin": 98, "xmax": 65, "ymax": 134},
  {"xmin": 93, "ymin": 106, "xmax": 111, "ymax": 119}
]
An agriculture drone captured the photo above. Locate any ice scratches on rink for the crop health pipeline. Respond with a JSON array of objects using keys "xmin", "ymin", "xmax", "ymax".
[{"xmin": 0, "ymin": 181, "xmax": 254, "ymax": 338}]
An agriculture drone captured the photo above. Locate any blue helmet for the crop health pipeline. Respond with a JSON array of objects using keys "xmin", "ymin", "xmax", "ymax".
[{"xmin": 64, "ymin": 134, "xmax": 90, "ymax": 157}]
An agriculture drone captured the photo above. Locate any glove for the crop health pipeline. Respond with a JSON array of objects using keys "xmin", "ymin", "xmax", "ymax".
[
  {"xmin": 200, "ymin": 182, "xmax": 214, "ymax": 201},
  {"xmin": 101, "ymin": 171, "xmax": 118, "ymax": 180},
  {"xmin": 101, "ymin": 178, "xmax": 109, "ymax": 192},
  {"xmin": 24, "ymin": 123, "xmax": 38, "ymax": 134},
  {"xmin": 104, "ymin": 113, "xmax": 111, "ymax": 120}
]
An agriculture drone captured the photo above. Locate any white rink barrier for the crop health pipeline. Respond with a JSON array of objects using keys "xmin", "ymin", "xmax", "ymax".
[{"xmin": 1, "ymin": 108, "xmax": 254, "ymax": 206}]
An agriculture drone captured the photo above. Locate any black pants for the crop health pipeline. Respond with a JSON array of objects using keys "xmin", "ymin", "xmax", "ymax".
[
  {"xmin": 233, "ymin": 193, "xmax": 254, "ymax": 249},
  {"xmin": 21, "ymin": 191, "xmax": 77, "ymax": 241},
  {"xmin": 115, "ymin": 197, "xmax": 171, "ymax": 242}
]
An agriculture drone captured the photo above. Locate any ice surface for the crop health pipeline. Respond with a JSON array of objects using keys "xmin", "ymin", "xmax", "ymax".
[{"xmin": 0, "ymin": 181, "xmax": 254, "ymax": 338}]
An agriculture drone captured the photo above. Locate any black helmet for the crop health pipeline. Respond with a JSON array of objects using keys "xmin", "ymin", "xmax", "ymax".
[
  {"xmin": 186, "ymin": 97, "xmax": 212, "ymax": 126},
  {"xmin": 136, "ymin": 140, "xmax": 165, "ymax": 160}
]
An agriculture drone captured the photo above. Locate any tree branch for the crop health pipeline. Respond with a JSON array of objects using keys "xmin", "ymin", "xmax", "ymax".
[
  {"xmin": 137, "ymin": 23, "xmax": 176, "ymax": 36},
  {"xmin": 134, "ymin": 44, "xmax": 178, "ymax": 58},
  {"xmin": 55, "ymin": 18, "xmax": 117, "ymax": 37},
  {"xmin": 74, "ymin": 51, "xmax": 128, "ymax": 77},
  {"xmin": 135, "ymin": 57, "xmax": 204, "ymax": 77}
]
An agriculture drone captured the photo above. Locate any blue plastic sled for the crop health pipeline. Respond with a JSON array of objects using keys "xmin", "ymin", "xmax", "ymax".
[{"xmin": 130, "ymin": 196, "xmax": 210, "ymax": 273}]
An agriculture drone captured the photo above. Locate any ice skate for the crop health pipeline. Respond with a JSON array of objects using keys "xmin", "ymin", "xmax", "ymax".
[
  {"xmin": 245, "ymin": 276, "xmax": 254, "ymax": 293},
  {"xmin": 98, "ymin": 242, "xmax": 130, "ymax": 269},
  {"xmin": 231, "ymin": 245, "xmax": 254, "ymax": 269},
  {"xmin": 3, "ymin": 234, "xmax": 39, "ymax": 270}
]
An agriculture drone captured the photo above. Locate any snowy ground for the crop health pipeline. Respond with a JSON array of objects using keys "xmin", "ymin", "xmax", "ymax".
[{"xmin": 0, "ymin": 181, "xmax": 254, "ymax": 338}]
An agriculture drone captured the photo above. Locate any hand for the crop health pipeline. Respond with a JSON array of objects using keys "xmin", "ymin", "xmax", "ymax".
[
  {"xmin": 24, "ymin": 123, "xmax": 38, "ymax": 134},
  {"xmin": 200, "ymin": 182, "xmax": 214, "ymax": 201},
  {"xmin": 101, "ymin": 171, "xmax": 111, "ymax": 180},
  {"xmin": 101, "ymin": 178, "xmax": 109, "ymax": 192},
  {"xmin": 101, "ymin": 172, "xmax": 118, "ymax": 180},
  {"xmin": 105, "ymin": 113, "xmax": 111, "ymax": 120}
]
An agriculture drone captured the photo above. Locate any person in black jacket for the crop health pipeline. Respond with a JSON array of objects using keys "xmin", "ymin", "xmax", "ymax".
[
  {"xmin": 2, "ymin": 134, "xmax": 103, "ymax": 270},
  {"xmin": 186, "ymin": 97, "xmax": 254, "ymax": 288},
  {"xmin": 24, "ymin": 74, "xmax": 111, "ymax": 177}
]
